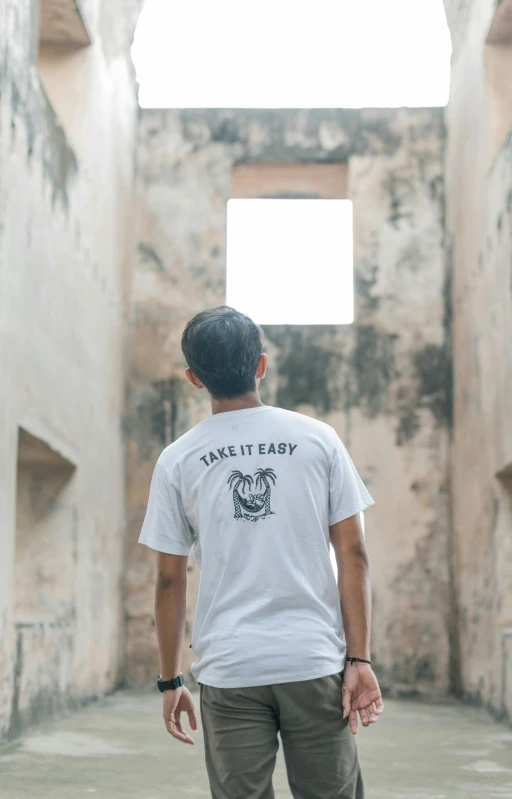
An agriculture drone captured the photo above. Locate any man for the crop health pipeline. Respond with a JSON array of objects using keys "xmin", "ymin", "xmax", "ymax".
[{"xmin": 139, "ymin": 306, "xmax": 383, "ymax": 799}]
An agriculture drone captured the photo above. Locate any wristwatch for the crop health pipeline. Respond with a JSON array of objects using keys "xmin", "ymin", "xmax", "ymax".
[{"xmin": 157, "ymin": 672, "xmax": 184, "ymax": 692}]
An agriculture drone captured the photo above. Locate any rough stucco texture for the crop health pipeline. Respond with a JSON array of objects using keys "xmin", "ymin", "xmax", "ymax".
[
  {"xmin": 0, "ymin": 0, "xmax": 139, "ymax": 739},
  {"xmin": 125, "ymin": 108, "xmax": 451, "ymax": 697},
  {"xmin": 444, "ymin": 0, "xmax": 512, "ymax": 720}
]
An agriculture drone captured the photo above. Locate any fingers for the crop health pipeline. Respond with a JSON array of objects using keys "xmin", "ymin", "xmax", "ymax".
[
  {"xmin": 164, "ymin": 717, "xmax": 190, "ymax": 743},
  {"xmin": 163, "ymin": 711, "xmax": 195, "ymax": 745},
  {"xmin": 187, "ymin": 706, "xmax": 198, "ymax": 732},
  {"xmin": 343, "ymin": 670, "xmax": 384, "ymax": 732},
  {"xmin": 374, "ymin": 696, "xmax": 384, "ymax": 714},
  {"xmin": 348, "ymin": 708, "xmax": 358, "ymax": 735},
  {"xmin": 175, "ymin": 717, "xmax": 195, "ymax": 745},
  {"xmin": 341, "ymin": 685, "xmax": 352, "ymax": 720},
  {"xmin": 352, "ymin": 689, "xmax": 383, "ymax": 712},
  {"xmin": 348, "ymin": 694, "xmax": 384, "ymax": 731},
  {"xmin": 162, "ymin": 691, "xmax": 196, "ymax": 745},
  {"xmin": 358, "ymin": 704, "xmax": 378, "ymax": 727}
]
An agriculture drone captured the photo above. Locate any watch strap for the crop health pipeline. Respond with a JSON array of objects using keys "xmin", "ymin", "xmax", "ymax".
[{"xmin": 157, "ymin": 672, "xmax": 184, "ymax": 692}]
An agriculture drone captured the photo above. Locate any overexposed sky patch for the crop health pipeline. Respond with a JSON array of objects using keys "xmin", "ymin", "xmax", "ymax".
[{"xmin": 132, "ymin": 0, "xmax": 451, "ymax": 108}]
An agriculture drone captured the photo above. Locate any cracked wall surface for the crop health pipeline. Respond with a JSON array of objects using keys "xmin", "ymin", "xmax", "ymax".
[
  {"xmin": 0, "ymin": 0, "xmax": 140, "ymax": 738},
  {"xmin": 126, "ymin": 108, "xmax": 451, "ymax": 696},
  {"xmin": 444, "ymin": 0, "xmax": 512, "ymax": 720}
]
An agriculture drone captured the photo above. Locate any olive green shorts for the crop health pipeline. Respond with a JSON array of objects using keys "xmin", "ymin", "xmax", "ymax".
[{"xmin": 199, "ymin": 672, "xmax": 364, "ymax": 799}]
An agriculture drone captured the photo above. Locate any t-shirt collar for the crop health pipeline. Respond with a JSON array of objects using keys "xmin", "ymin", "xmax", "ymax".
[{"xmin": 202, "ymin": 405, "xmax": 272, "ymax": 422}]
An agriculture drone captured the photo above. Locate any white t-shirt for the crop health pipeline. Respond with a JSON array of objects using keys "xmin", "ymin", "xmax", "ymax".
[{"xmin": 139, "ymin": 405, "xmax": 374, "ymax": 688}]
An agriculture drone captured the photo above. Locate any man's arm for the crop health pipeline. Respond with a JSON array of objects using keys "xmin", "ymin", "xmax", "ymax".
[
  {"xmin": 155, "ymin": 552, "xmax": 188, "ymax": 679},
  {"xmin": 155, "ymin": 552, "xmax": 197, "ymax": 744},
  {"xmin": 330, "ymin": 513, "xmax": 384, "ymax": 735}
]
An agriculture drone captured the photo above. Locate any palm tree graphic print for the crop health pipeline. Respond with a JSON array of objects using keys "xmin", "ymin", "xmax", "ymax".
[{"xmin": 227, "ymin": 468, "xmax": 277, "ymax": 521}]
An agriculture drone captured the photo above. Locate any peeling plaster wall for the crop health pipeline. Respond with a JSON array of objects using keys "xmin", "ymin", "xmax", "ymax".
[
  {"xmin": 444, "ymin": 0, "xmax": 512, "ymax": 720},
  {"xmin": 126, "ymin": 108, "xmax": 451, "ymax": 696},
  {"xmin": 0, "ymin": 0, "xmax": 140, "ymax": 738}
]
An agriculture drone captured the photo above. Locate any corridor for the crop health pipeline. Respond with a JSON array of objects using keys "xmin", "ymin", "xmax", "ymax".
[{"xmin": 1, "ymin": 691, "xmax": 512, "ymax": 799}]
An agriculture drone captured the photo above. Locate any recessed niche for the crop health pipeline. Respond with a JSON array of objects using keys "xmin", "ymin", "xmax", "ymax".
[{"xmin": 14, "ymin": 429, "xmax": 77, "ymax": 625}]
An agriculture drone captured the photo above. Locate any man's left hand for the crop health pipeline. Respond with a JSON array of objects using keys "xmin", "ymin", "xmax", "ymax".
[{"xmin": 342, "ymin": 663, "xmax": 384, "ymax": 735}]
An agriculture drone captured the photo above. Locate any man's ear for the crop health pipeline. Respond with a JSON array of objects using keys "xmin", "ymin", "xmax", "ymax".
[
  {"xmin": 185, "ymin": 367, "xmax": 205, "ymax": 390},
  {"xmin": 256, "ymin": 353, "xmax": 268, "ymax": 380}
]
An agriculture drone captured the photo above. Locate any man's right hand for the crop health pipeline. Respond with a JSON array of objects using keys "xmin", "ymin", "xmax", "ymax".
[
  {"xmin": 342, "ymin": 663, "xmax": 384, "ymax": 735},
  {"xmin": 162, "ymin": 686, "xmax": 198, "ymax": 744}
]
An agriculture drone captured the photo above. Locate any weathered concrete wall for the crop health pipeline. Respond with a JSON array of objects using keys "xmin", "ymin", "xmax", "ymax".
[
  {"xmin": 0, "ymin": 0, "xmax": 140, "ymax": 738},
  {"xmin": 126, "ymin": 108, "xmax": 451, "ymax": 696},
  {"xmin": 443, "ymin": 0, "xmax": 512, "ymax": 719}
]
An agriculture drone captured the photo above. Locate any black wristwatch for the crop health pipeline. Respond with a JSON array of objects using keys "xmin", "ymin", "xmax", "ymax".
[{"xmin": 157, "ymin": 673, "xmax": 184, "ymax": 692}]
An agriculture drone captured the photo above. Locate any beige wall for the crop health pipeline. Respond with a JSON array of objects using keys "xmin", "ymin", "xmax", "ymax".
[
  {"xmin": 0, "ymin": 0, "xmax": 140, "ymax": 738},
  {"xmin": 126, "ymin": 109, "xmax": 451, "ymax": 697},
  {"xmin": 231, "ymin": 163, "xmax": 348, "ymax": 198},
  {"xmin": 444, "ymin": 0, "xmax": 512, "ymax": 719}
]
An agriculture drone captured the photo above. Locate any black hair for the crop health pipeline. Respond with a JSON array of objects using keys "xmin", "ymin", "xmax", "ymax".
[{"xmin": 181, "ymin": 306, "xmax": 264, "ymax": 399}]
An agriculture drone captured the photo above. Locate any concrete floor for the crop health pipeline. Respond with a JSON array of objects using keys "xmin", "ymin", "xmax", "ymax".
[{"xmin": 1, "ymin": 691, "xmax": 512, "ymax": 799}]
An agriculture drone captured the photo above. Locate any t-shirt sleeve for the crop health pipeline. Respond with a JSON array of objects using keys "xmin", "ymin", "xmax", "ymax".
[
  {"xmin": 328, "ymin": 431, "xmax": 375, "ymax": 526},
  {"xmin": 138, "ymin": 461, "xmax": 194, "ymax": 556}
]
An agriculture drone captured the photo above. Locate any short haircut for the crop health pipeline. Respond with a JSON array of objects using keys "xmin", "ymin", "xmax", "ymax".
[{"xmin": 181, "ymin": 306, "xmax": 264, "ymax": 399}]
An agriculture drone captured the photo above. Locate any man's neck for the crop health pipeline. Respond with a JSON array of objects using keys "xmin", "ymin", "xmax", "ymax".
[{"xmin": 211, "ymin": 392, "xmax": 264, "ymax": 415}]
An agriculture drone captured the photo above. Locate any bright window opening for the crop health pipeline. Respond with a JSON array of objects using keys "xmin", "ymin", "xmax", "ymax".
[{"xmin": 226, "ymin": 199, "xmax": 353, "ymax": 325}]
